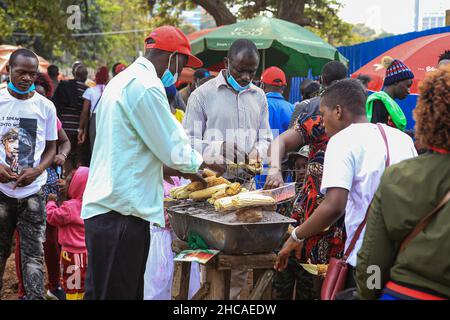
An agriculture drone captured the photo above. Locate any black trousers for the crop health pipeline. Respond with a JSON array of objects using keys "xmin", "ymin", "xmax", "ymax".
[{"xmin": 84, "ymin": 211, "xmax": 150, "ymax": 300}]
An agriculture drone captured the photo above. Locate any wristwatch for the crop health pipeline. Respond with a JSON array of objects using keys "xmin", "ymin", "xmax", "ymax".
[
  {"xmin": 290, "ymin": 227, "xmax": 305, "ymax": 244},
  {"xmin": 59, "ymin": 152, "xmax": 68, "ymax": 159}
]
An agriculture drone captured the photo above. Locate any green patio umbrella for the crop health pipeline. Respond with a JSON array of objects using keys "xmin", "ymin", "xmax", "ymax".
[{"xmin": 190, "ymin": 16, "xmax": 348, "ymax": 77}]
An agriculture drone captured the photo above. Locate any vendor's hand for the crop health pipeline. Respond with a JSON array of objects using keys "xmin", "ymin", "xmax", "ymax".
[
  {"xmin": 221, "ymin": 142, "xmax": 247, "ymax": 164},
  {"xmin": 77, "ymin": 129, "xmax": 86, "ymax": 144},
  {"xmin": 274, "ymin": 237, "xmax": 303, "ymax": 272},
  {"xmin": 264, "ymin": 167, "xmax": 284, "ymax": 190},
  {"xmin": 54, "ymin": 154, "xmax": 66, "ymax": 166},
  {"xmin": 13, "ymin": 167, "xmax": 42, "ymax": 189},
  {"xmin": 0, "ymin": 164, "xmax": 18, "ymax": 183},
  {"xmin": 47, "ymin": 194, "xmax": 58, "ymax": 202}
]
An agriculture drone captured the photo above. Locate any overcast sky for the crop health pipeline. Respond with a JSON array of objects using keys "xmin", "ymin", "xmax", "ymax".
[{"xmin": 337, "ymin": 0, "xmax": 450, "ymax": 34}]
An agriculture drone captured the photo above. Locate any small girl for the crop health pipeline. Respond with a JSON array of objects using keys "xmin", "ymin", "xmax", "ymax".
[{"xmin": 46, "ymin": 167, "xmax": 89, "ymax": 300}]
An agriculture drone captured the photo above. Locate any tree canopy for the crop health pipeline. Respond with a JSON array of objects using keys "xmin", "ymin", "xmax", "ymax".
[{"xmin": 0, "ymin": 0, "xmax": 392, "ymax": 69}]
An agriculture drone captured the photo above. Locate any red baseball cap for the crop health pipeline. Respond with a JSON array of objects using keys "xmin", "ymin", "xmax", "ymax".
[
  {"xmin": 261, "ymin": 67, "xmax": 287, "ymax": 86},
  {"xmin": 144, "ymin": 26, "xmax": 203, "ymax": 68},
  {"xmin": 114, "ymin": 63, "xmax": 126, "ymax": 74}
]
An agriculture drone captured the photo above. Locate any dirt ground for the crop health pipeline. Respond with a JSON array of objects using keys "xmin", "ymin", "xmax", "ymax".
[
  {"xmin": 2, "ymin": 251, "xmax": 256, "ymax": 300},
  {"xmin": 0, "ymin": 252, "xmax": 19, "ymax": 300}
]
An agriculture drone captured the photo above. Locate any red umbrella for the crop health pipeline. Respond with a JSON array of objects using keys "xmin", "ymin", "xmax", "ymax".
[{"xmin": 351, "ymin": 33, "xmax": 450, "ymax": 95}]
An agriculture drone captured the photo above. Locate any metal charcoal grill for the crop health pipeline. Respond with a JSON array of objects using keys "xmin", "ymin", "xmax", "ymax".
[{"xmin": 167, "ymin": 201, "xmax": 296, "ymax": 254}]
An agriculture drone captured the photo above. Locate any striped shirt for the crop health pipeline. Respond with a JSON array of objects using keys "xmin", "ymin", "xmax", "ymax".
[{"xmin": 52, "ymin": 79, "xmax": 88, "ymax": 134}]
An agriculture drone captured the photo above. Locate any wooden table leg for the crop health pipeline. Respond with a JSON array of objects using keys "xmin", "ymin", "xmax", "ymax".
[
  {"xmin": 253, "ymin": 269, "xmax": 264, "ymax": 288},
  {"xmin": 249, "ymin": 270, "xmax": 274, "ymax": 300},
  {"xmin": 223, "ymin": 270, "xmax": 231, "ymax": 300},
  {"xmin": 204, "ymin": 263, "xmax": 225, "ymax": 300},
  {"xmin": 175, "ymin": 262, "xmax": 191, "ymax": 300}
]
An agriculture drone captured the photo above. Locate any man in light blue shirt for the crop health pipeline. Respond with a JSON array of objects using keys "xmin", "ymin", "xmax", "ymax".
[{"xmin": 81, "ymin": 26, "xmax": 209, "ymax": 300}]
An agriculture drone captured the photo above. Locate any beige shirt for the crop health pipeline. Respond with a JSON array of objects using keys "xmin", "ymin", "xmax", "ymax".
[{"xmin": 183, "ymin": 70, "xmax": 272, "ymax": 163}]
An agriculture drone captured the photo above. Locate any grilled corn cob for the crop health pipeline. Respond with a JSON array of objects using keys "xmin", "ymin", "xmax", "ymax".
[
  {"xmin": 300, "ymin": 263, "xmax": 328, "ymax": 276},
  {"xmin": 246, "ymin": 162, "xmax": 263, "ymax": 174},
  {"xmin": 175, "ymin": 189, "xmax": 192, "ymax": 199},
  {"xmin": 202, "ymin": 168, "xmax": 217, "ymax": 178},
  {"xmin": 186, "ymin": 181, "xmax": 205, "ymax": 192},
  {"xmin": 225, "ymin": 182, "xmax": 242, "ymax": 196},
  {"xmin": 215, "ymin": 193, "xmax": 276, "ymax": 211},
  {"xmin": 210, "ymin": 189, "xmax": 227, "ymax": 202},
  {"xmin": 189, "ymin": 184, "xmax": 228, "ymax": 201},
  {"xmin": 169, "ymin": 185, "xmax": 193, "ymax": 199},
  {"xmin": 169, "ymin": 185, "xmax": 186, "ymax": 198},
  {"xmin": 186, "ymin": 176, "xmax": 230, "ymax": 191},
  {"xmin": 209, "ymin": 182, "xmax": 241, "ymax": 203},
  {"xmin": 205, "ymin": 176, "xmax": 230, "ymax": 187},
  {"xmin": 226, "ymin": 160, "xmax": 263, "ymax": 174}
]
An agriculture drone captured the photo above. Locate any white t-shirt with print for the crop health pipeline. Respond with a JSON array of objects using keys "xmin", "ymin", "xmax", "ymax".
[
  {"xmin": 82, "ymin": 84, "xmax": 105, "ymax": 114},
  {"xmin": 320, "ymin": 123, "xmax": 417, "ymax": 267},
  {"xmin": 0, "ymin": 88, "xmax": 58, "ymax": 198}
]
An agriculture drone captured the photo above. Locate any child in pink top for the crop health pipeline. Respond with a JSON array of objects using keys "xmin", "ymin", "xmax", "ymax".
[{"xmin": 46, "ymin": 166, "xmax": 89, "ymax": 300}]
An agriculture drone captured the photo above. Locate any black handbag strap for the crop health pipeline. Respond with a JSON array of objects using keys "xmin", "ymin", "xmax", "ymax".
[
  {"xmin": 90, "ymin": 85, "xmax": 104, "ymax": 115},
  {"xmin": 343, "ymin": 124, "xmax": 390, "ymax": 260}
]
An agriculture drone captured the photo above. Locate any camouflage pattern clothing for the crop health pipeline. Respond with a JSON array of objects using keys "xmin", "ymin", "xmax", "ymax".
[{"xmin": 0, "ymin": 190, "xmax": 46, "ymax": 300}]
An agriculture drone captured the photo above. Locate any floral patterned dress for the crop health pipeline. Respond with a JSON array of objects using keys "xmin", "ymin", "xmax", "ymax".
[{"xmin": 290, "ymin": 113, "xmax": 346, "ymax": 264}]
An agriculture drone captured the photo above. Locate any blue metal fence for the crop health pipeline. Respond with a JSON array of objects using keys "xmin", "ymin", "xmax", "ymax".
[
  {"xmin": 288, "ymin": 26, "xmax": 450, "ymax": 130},
  {"xmin": 337, "ymin": 25, "xmax": 450, "ymax": 75}
]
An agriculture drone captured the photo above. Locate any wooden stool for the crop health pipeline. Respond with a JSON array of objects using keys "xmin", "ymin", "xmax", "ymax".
[{"xmin": 172, "ymin": 238, "xmax": 276, "ymax": 300}]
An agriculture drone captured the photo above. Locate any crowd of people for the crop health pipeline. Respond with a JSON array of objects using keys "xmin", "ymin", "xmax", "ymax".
[{"xmin": 0, "ymin": 24, "xmax": 448, "ymax": 301}]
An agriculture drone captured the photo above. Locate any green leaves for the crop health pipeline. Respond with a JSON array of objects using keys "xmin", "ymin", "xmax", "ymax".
[{"xmin": 0, "ymin": 0, "xmax": 358, "ymax": 67}]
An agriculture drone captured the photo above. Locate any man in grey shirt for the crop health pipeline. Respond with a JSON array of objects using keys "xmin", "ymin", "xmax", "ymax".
[
  {"xmin": 183, "ymin": 39, "xmax": 272, "ymax": 299},
  {"xmin": 183, "ymin": 39, "xmax": 272, "ymax": 171}
]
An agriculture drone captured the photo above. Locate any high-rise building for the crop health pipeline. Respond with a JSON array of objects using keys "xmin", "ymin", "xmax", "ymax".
[
  {"xmin": 414, "ymin": 0, "xmax": 449, "ymax": 31},
  {"xmin": 414, "ymin": 0, "xmax": 420, "ymax": 31},
  {"xmin": 181, "ymin": 6, "xmax": 216, "ymax": 30},
  {"xmin": 422, "ymin": 13, "xmax": 446, "ymax": 30}
]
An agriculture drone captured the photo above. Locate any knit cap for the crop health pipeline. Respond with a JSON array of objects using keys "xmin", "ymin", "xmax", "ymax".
[{"xmin": 380, "ymin": 56, "xmax": 414, "ymax": 86}]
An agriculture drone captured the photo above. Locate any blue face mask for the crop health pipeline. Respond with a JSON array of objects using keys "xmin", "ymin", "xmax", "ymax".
[
  {"xmin": 8, "ymin": 81, "xmax": 35, "ymax": 95},
  {"xmin": 161, "ymin": 52, "xmax": 179, "ymax": 88},
  {"xmin": 164, "ymin": 84, "xmax": 177, "ymax": 99},
  {"xmin": 227, "ymin": 67, "xmax": 250, "ymax": 92}
]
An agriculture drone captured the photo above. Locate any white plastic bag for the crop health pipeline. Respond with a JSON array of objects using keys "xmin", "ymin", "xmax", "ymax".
[
  {"xmin": 144, "ymin": 226, "xmax": 174, "ymax": 300},
  {"xmin": 144, "ymin": 227, "xmax": 202, "ymax": 300},
  {"xmin": 189, "ymin": 262, "xmax": 201, "ymax": 299}
]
